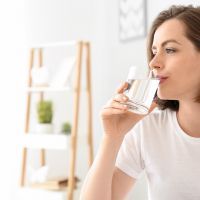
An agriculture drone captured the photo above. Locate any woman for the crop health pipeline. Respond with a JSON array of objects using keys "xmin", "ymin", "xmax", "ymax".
[{"xmin": 80, "ymin": 5, "xmax": 200, "ymax": 200}]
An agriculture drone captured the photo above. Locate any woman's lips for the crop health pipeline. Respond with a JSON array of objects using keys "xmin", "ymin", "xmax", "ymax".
[{"xmin": 156, "ymin": 75, "xmax": 169, "ymax": 84}]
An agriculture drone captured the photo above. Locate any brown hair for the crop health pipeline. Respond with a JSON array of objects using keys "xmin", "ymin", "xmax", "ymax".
[{"xmin": 147, "ymin": 5, "xmax": 200, "ymax": 111}]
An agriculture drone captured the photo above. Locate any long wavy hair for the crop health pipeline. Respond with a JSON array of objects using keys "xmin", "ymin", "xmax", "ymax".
[{"xmin": 147, "ymin": 5, "xmax": 200, "ymax": 110}]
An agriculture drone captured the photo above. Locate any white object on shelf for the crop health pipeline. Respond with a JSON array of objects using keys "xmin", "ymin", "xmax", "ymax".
[
  {"xmin": 28, "ymin": 165, "xmax": 49, "ymax": 183},
  {"xmin": 28, "ymin": 165, "xmax": 68, "ymax": 184},
  {"xmin": 31, "ymin": 66, "xmax": 50, "ymax": 86},
  {"xmin": 36, "ymin": 123, "xmax": 54, "ymax": 134},
  {"xmin": 50, "ymin": 57, "xmax": 76, "ymax": 87}
]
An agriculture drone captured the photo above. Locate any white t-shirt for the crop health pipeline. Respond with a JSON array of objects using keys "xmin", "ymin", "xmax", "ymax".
[{"xmin": 116, "ymin": 109, "xmax": 200, "ymax": 200}]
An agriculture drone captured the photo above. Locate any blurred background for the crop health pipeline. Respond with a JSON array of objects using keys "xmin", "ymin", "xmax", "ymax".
[{"xmin": 0, "ymin": 0, "xmax": 198, "ymax": 199}]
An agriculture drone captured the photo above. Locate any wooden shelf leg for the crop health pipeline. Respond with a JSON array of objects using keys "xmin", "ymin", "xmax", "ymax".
[
  {"xmin": 20, "ymin": 48, "xmax": 34, "ymax": 186},
  {"xmin": 67, "ymin": 41, "xmax": 83, "ymax": 200},
  {"xmin": 85, "ymin": 42, "xmax": 94, "ymax": 166},
  {"xmin": 38, "ymin": 48, "xmax": 46, "ymax": 166},
  {"xmin": 20, "ymin": 148, "xmax": 27, "ymax": 186}
]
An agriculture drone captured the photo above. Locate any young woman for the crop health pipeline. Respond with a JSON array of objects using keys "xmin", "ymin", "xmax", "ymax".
[{"xmin": 80, "ymin": 5, "xmax": 200, "ymax": 200}]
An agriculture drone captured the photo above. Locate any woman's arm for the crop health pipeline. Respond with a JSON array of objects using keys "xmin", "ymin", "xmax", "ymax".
[
  {"xmin": 112, "ymin": 167, "xmax": 136, "ymax": 200},
  {"xmin": 80, "ymin": 135, "xmax": 135, "ymax": 200},
  {"xmin": 80, "ymin": 82, "xmax": 156, "ymax": 199}
]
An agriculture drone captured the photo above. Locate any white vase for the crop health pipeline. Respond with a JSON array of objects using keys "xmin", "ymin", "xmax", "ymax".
[
  {"xmin": 31, "ymin": 66, "xmax": 50, "ymax": 86},
  {"xmin": 36, "ymin": 123, "xmax": 53, "ymax": 134}
]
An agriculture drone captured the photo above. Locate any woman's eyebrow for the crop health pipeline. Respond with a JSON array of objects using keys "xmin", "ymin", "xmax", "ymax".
[{"xmin": 152, "ymin": 39, "xmax": 182, "ymax": 50}]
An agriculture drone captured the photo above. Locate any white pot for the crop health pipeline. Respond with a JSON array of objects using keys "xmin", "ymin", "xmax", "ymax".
[{"xmin": 36, "ymin": 123, "xmax": 53, "ymax": 134}]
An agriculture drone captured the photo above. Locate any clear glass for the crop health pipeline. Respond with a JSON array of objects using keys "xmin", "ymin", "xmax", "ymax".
[{"xmin": 122, "ymin": 77, "xmax": 160, "ymax": 115}]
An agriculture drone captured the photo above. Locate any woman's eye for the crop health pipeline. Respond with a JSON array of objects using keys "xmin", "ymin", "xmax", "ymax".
[{"xmin": 165, "ymin": 48, "xmax": 176, "ymax": 54}]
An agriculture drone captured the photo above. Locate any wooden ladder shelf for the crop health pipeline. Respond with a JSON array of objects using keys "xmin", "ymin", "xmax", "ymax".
[{"xmin": 20, "ymin": 41, "xmax": 94, "ymax": 200}]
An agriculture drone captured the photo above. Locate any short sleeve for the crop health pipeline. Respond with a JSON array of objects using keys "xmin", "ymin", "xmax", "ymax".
[{"xmin": 115, "ymin": 125, "xmax": 145, "ymax": 179}]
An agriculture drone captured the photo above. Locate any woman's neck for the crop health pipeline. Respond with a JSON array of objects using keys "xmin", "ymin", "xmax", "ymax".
[{"xmin": 177, "ymin": 101, "xmax": 200, "ymax": 138}]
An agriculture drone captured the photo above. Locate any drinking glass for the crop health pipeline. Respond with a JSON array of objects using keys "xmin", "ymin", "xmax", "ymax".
[{"xmin": 122, "ymin": 66, "xmax": 159, "ymax": 115}]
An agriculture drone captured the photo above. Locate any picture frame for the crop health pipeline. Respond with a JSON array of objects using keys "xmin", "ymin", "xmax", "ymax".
[{"xmin": 119, "ymin": 0, "xmax": 147, "ymax": 41}]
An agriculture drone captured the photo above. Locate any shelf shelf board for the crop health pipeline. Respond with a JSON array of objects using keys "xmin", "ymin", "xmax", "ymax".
[
  {"xmin": 29, "ymin": 183, "xmax": 67, "ymax": 191},
  {"xmin": 19, "ymin": 133, "xmax": 70, "ymax": 150},
  {"xmin": 26, "ymin": 86, "xmax": 71, "ymax": 93},
  {"xmin": 28, "ymin": 177, "xmax": 79, "ymax": 191}
]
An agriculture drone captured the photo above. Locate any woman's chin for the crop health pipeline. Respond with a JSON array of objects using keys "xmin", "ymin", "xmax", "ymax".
[
  {"xmin": 157, "ymin": 89, "xmax": 179, "ymax": 100},
  {"xmin": 157, "ymin": 92, "xmax": 171, "ymax": 100},
  {"xmin": 157, "ymin": 93, "xmax": 177, "ymax": 100}
]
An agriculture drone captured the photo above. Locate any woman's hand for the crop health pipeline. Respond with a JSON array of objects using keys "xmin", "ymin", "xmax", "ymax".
[{"xmin": 100, "ymin": 82, "xmax": 157, "ymax": 138}]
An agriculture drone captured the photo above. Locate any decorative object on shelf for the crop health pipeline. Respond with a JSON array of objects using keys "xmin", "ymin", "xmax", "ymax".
[
  {"xmin": 61, "ymin": 122, "xmax": 72, "ymax": 135},
  {"xmin": 31, "ymin": 65, "xmax": 50, "ymax": 86},
  {"xmin": 119, "ymin": 0, "xmax": 147, "ymax": 41},
  {"xmin": 50, "ymin": 57, "xmax": 76, "ymax": 88},
  {"xmin": 28, "ymin": 165, "xmax": 49, "ymax": 183},
  {"xmin": 36, "ymin": 100, "xmax": 53, "ymax": 134}
]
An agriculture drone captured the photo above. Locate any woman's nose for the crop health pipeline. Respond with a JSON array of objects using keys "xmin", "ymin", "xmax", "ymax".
[{"xmin": 149, "ymin": 55, "xmax": 163, "ymax": 70}]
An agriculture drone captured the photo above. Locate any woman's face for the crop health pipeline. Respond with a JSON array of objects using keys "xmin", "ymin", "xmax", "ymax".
[{"xmin": 149, "ymin": 19, "xmax": 200, "ymax": 101}]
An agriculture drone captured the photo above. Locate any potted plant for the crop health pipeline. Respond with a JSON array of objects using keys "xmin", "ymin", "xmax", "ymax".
[
  {"xmin": 36, "ymin": 100, "xmax": 53, "ymax": 134},
  {"xmin": 61, "ymin": 122, "xmax": 71, "ymax": 135}
]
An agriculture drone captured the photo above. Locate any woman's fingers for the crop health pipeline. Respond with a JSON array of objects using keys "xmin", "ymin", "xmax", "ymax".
[
  {"xmin": 101, "ymin": 96, "xmax": 128, "ymax": 116},
  {"xmin": 116, "ymin": 82, "xmax": 129, "ymax": 94},
  {"xmin": 104, "ymin": 98, "xmax": 128, "ymax": 110},
  {"xmin": 101, "ymin": 83, "xmax": 130, "ymax": 116},
  {"xmin": 113, "ymin": 93, "xmax": 128, "ymax": 103}
]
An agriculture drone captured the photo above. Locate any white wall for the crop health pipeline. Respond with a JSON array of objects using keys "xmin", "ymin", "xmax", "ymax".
[
  {"xmin": 0, "ymin": 1, "xmax": 28, "ymax": 199},
  {"xmin": 0, "ymin": 0, "xmax": 199, "ymax": 200}
]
